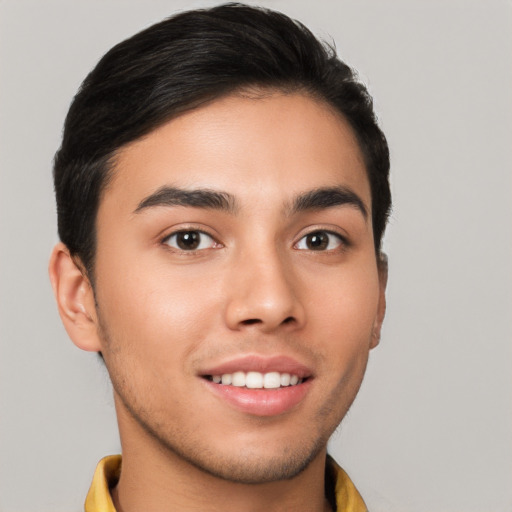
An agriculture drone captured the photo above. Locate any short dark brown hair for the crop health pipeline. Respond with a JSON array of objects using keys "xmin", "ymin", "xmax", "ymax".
[{"xmin": 54, "ymin": 2, "xmax": 391, "ymax": 278}]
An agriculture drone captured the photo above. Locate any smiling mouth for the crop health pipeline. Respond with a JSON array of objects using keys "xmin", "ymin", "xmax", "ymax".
[
  {"xmin": 201, "ymin": 360, "xmax": 313, "ymax": 416},
  {"xmin": 203, "ymin": 371, "xmax": 306, "ymax": 389}
]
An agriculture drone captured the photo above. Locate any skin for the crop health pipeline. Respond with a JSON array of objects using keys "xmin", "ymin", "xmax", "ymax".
[{"xmin": 49, "ymin": 91, "xmax": 387, "ymax": 512}]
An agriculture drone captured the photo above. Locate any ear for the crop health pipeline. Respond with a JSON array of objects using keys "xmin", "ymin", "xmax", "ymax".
[
  {"xmin": 48, "ymin": 243, "xmax": 102, "ymax": 352},
  {"xmin": 370, "ymin": 253, "xmax": 388, "ymax": 349}
]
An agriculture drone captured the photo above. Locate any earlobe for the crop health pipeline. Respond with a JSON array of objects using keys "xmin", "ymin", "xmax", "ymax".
[
  {"xmin": 48, "ymin": 243, "xmax": 102, "ymax": 352},
  {"xmin": 370, "ymin": 253, "xmax": 388, "ymax": 349}
]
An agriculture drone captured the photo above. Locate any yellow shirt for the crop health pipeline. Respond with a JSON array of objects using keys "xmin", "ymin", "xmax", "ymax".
[{"xmin": 85, "ymin": 455, "xmax": 368, "ymax": 512}]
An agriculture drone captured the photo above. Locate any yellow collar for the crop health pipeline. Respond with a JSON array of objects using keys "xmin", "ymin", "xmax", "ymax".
[
  {"xmin": 84, "ymin": 455, "xmax": 120, "ymax": 512},
  {"xmin": 85, "ymin": 454, "xmax": 367, "ymax": 512}
]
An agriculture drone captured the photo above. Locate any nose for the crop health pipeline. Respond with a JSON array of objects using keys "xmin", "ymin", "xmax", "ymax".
[{"xmin": 224, "ymin": 248, "xmax": 305, "ymax": 333}]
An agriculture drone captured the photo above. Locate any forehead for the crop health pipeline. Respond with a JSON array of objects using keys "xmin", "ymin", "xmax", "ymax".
[{"xmin": 103, "ymin": 92, "xmax": 371, "ymax": 213}]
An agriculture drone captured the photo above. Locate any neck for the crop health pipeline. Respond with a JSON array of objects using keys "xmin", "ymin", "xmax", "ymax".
[{"xmin": 112, "ymin": 402, "xmax": 332, "ymax": 512}]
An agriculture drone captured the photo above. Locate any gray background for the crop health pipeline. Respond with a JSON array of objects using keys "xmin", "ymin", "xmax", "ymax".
[{"xmin": 1, "ymin": 1, "xmax": 511, "ymax": 511}]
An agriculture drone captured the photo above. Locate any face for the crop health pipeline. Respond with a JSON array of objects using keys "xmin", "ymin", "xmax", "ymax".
[{"xmin": 91, "ymin": 92, "xmax": 386, "ymax": 483}]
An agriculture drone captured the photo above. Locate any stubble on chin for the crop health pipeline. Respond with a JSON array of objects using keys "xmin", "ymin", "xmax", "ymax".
[
  {"xmin": 95, "ymin": 307, "xmax": 366, "ymax": 486},
  {"xmin": 113, "ymin": 381, "xmax": 329, "ymax": 484}
]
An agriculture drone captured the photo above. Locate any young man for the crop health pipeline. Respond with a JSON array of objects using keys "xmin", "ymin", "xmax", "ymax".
[{"xmin": 49, "ymin": 4, "xmax": 391, "ymax": 511}]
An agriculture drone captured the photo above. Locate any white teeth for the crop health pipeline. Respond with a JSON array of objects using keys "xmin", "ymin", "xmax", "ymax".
[
  {"xmin": 232, "ymin": 371, "xmax": 246, "ymax": 387},
  {"xmin": 210, "ymin": 371, "xmax": 303, "ymax": 388},
  {"xmin": 280, "ymin": 373, "xmax": 291, "ymax": 386},
  {"xmin": 246, "ymin": 371, "xmax": 263, "ymax": 388},
  {"xmin": 263, "ymin": 372, "xmax": 281, "ymax": 389}
]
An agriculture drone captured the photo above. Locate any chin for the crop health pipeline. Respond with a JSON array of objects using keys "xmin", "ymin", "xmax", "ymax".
[{"xmin": 165, "ymin": 439, "xmax": 326, "ymax": 484}]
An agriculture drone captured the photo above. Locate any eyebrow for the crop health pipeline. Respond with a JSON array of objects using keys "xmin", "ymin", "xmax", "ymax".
[
  {"xmin": 289, "ymin": 186, "xmax": 368, "ymax": 219},
  {"xmin": 134, "ymin": 186, "xmax": 237, "ymax": 213},
  {"xmin": 134, "ymin": 184, "xmax": 367, "ymax": 219}
]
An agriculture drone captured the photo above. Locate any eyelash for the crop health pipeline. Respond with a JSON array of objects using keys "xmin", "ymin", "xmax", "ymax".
[
  {"xmin": 161, "ymin": 227, "xmax": 349, "ymax": 255},
  {"xmin": 161, "ymin": 228, "xmax": 220, "ymax": 253},
  {"xmin": 294, "ymin": 229, "xmax": 349, "ymax": 252}
]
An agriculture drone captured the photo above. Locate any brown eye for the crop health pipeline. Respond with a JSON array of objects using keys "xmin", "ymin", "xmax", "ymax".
[
  {"xmin": 296, "ymin": 230, "xmax": 343, "ymax": 251},
  {"xmin": 305, "ymin": 232, "xmax": 328, "ymax": 250},
  {"xmin": 164, "ymin": 230, "xmax": 216, "ymax": 251}
]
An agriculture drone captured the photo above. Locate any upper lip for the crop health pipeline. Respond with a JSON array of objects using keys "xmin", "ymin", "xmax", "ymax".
[{"xmin": 199, "ymin": 354, "xmax": 313, "ymax": 379}]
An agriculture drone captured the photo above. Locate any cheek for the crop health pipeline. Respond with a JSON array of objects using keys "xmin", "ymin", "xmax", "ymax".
[
  {"xmin": 307, "ymin": 265, "xmax": 380, "ymax": 358},
  {"xmin": 314, "ymin": 272, "xmax": 379, "ymax": 412},
  {"xmin": 94, "ymin": 251, "xmax": 219, "ymax": 364}
]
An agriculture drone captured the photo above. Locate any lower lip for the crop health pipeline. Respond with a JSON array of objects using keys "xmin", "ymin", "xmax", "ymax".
[{"xmin": 203, "ymin": 379, "xmax": 312, "ymax": 417}]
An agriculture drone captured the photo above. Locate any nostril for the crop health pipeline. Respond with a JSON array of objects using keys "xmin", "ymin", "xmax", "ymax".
[
  {"xmin": 240, "ymin": 317, "xmax": 295, "ymax": 327},
  {"xmin": 241, "ymin": 318, "xmax": 262, "ymax": 326}
]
